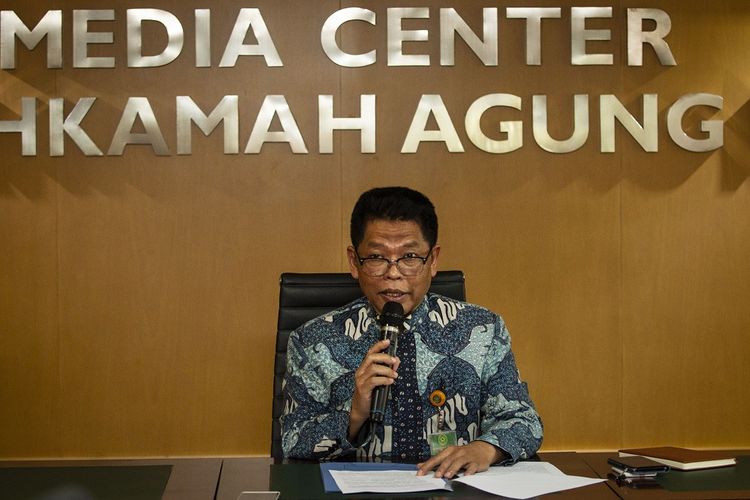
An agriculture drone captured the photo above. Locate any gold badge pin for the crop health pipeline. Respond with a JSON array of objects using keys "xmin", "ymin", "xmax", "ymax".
[{"xmin": 429, "ymin": 389, "xmax": 446, "ymax": 407}]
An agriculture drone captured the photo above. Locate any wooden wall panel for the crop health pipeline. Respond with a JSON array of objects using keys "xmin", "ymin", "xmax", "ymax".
[
  {"xmin": 620, "ymin": 1, "xmax": 750, "ymax": 448},
  {"xmin": 0, "ymin": 170, "xmax": 60, "ymax": 456},
  {"xmin": 622, "ymin": 156, "xmax": 750, "ymax": 447},
  {"xmin": 1, "ymin": 3, "xmax": 61, "ymax": 456},
  {"xmin": 1, "ymin": 1, "xmax": 749, "ymax": 458},
  {"xmin": 46, "ymin": 0, "xmax": 343, "ymax": 457}
]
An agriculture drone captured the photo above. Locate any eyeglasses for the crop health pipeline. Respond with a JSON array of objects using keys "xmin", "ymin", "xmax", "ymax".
[{"xmin": 354, "ymin": 248, "xmax": 433, "ymax": 277}]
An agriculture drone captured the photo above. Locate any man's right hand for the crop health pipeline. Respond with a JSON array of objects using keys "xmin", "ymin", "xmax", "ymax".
[{"xmin": 348, "ymin": 339, "xmax": 400, "ymax": 440}]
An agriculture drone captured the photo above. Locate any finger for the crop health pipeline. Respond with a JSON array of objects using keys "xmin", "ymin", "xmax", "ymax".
[
  {"xmin": 435, "ymin": 461, "xmax": 453, "ymax": 479},
  {"xmin": 364, "ymin": 359, "xmax": 399, "ymax": 379},
  {"xmin": 392, "ymin": 356, "xmax": 401, "ymax": 372},
  {"xmin": 355, "ymin": 361, "xmax": 396, "ymax": 388},
  {"xmin": 439, "ymin": 456, "xmax": 466, "ymax": 479},
  {"xmin": 367, "ymin": 374, "xmax": 398, "ymax": 389},
  {"xmin": 416, "ymin": 455, "xmax": 441, "ymax": 476},
  {"xmin": 355, "ymin": 360, "xmax": 399, "ymax": 401},
  {"xmin": 463, "ymin": 462, "xmax": 479, "ymax": 476},
  {"xmin": 435, "ymin": 448, "xmax": 469, "ymax": 479},
  {"xmin": 420, "ymin": 449, "xmax": 455, "ymax": 478},
  {"xmin": 366, "ymin": 338, "xmax": 391, "ymax": 355},
  {"xmin": 355, "ymin": 359, "xmax": 397, "ymax": 388},
  {"xmin": 360, "ymin": 348, "xmax": 399, "ymax": 381},
  {"xmin": 359, "ymin": 349, "xmax": 398, "ymax": 375},
  {"xmin": 435, "ymin": 457, "xmax": 454, "ymax": 478},
  {"xmin": 367, "ymin": 352, "xmax": 399, "ymax": 367}
]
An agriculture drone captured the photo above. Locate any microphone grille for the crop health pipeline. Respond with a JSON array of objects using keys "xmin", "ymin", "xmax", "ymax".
[{"xmin": 381, "ymin": 301, "xmax": 405, "ymax": 326}]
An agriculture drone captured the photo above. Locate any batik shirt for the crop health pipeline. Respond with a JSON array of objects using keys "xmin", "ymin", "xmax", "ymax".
[{"xmin": 280, "ymin": 293, "xmax": 543, "ymax": 462}]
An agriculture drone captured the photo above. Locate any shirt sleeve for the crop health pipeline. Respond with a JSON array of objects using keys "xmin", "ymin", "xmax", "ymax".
[
  {"xmin": 279, "ymin": 325, "xmax": 356, "ymax": 460},
  {"xmin": 475, "ymin": 316, "xmax": 544, "ymax": 463}
]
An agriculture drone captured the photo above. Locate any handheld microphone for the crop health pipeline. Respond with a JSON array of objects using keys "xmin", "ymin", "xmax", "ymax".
[{"xmin": 369, "ymin": 301, "xmax": 405, "ymax": 423}]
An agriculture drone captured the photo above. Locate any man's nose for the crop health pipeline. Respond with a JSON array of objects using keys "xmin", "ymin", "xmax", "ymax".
[{"xmin": 384, "ymin": 260, "xmax": 404, "ymax": 278}]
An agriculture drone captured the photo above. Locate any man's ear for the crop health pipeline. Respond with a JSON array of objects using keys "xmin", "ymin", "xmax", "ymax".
[
  {"xmin": 347, "ymin": 246, "xmax": 360, "ymax": 279},
  {"xmin": 429, "ymin": 244, "xmax": 441, "ymax": 277}
]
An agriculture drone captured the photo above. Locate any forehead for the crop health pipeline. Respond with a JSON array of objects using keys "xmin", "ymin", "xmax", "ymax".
[{"xmin": 360, "ymin": 219, "xmax": 429, "ymax": 249}]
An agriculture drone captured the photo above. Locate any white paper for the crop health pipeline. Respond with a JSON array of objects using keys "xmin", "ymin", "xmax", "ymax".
[
  {"xmin": 327, "ymin": 462, "xmax": 605, "ymax": 498},
  {"xmin": 328, "ymin": 470, "xmax": 451, "ymax": 494},
  {"xmin": 454, "ymin": 462, "xmax": 606, "ymax": 499}
]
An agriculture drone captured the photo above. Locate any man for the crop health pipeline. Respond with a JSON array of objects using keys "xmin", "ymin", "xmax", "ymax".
[{"xmin": 281, "ymin": 187, "xmax": 542, "ymax": 478}]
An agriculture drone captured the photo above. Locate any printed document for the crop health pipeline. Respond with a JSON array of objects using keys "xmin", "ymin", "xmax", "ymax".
[
  {"xmin": 328, "ymin": 469, "xmax": 450, "ymax": 494},
  {"xmin": 327, "ymin": 461, "xmax": 605, "ymax": 499}
]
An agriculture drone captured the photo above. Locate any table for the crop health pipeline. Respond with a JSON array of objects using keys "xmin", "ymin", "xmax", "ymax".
[
  {"xmin": 215, "ymin": 452, "xmax": 614, "ymax": 500},
  {"xmin": 0, "ymin": 458, "xmax": 221, "ymax": 500},
  {"xmin": 5, "ymin": 452, "xmax": 747, "ymax": 499},
  {"xmin": 580, "ymin": 452, "xmax": 750, "ymax": 499}
]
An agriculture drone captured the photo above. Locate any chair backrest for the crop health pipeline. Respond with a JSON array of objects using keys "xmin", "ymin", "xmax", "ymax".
[{"xmin": 271, "ymin": 270, "xmax": 466, "ymax": 459}]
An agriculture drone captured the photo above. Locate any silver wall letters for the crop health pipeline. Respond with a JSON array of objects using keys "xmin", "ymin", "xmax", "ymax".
[{"xmin": 0, "ymin": 7, "xmax": 723, "ymax": 157}]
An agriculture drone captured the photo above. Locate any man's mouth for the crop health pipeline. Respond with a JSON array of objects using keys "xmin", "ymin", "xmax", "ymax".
[{"xmin": 380, "ymin": 289, "xmax": 408, "ymax": 300}]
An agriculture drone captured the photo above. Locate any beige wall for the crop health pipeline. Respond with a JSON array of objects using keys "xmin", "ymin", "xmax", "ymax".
[{"xmin": 1, "ymin": 1, "xmax": 749, "ymax": 458}]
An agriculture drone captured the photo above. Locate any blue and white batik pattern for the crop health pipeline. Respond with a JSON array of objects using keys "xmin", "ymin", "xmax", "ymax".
[{"xmin": 280, "ymin": 293, "xmax": 543, "ymax": 462}]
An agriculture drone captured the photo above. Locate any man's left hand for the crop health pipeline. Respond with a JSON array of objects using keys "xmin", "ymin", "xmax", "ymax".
[{"xmin": 416, "ymin": 441, "xmax": 506, "ymax": 478}]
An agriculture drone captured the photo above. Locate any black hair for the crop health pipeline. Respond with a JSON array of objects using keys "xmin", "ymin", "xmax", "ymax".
[{"xmin": 350, "ymin": 187, "xmax": 438, "ymax": 248}]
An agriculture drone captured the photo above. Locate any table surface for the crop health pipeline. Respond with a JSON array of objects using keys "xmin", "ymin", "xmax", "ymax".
[
  {"xmin": 580, "ymin": 452, "xmax": 750, "ymax": 500},
  {"xmin": 2, "ymin": 452, "xmax": 748, "ymax": 500},
  {"xmin": 0, "ymin": 458, "xmax": 222, "ymax": 500}
]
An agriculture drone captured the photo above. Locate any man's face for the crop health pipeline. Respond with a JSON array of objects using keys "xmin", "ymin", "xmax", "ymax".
[{"xmin": 347, "ymin": 218, "xmax": 440, "ymax": 315}]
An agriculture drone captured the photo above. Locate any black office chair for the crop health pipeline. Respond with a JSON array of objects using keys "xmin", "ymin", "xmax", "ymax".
[{"xmin": 271, "ymin": 270, "xmax": 466, "ymax": 459}]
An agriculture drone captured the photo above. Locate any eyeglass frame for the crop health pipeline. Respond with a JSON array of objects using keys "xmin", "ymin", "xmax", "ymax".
[{"xmin": 353, "ymin": 247, "xmax": 434, "ymax": 277}]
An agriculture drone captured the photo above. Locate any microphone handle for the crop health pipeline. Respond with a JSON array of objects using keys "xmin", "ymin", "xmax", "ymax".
[{"xmin": 369, "ymin": 326, "xmax": 399, "ymax": 423}]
